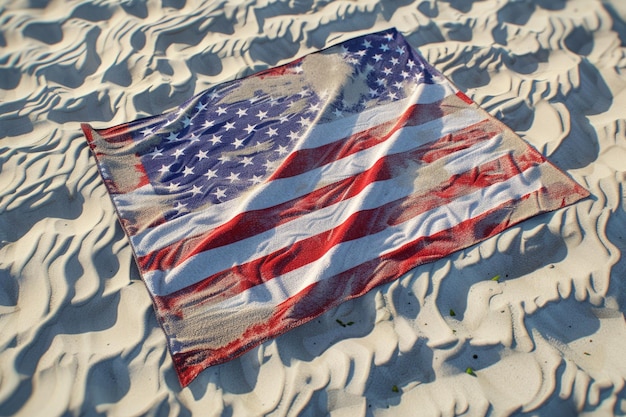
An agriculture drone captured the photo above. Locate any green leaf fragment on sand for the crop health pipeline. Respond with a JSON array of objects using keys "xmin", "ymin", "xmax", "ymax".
[
  {"xmin": 491, "ymin": 274, "xmax": 501, "ymax": 282},
  {"xmin": 392, "ymin": 385, "xmax": 399, "ymax": 393},
  {"xmin": 336, "ymin": 319, "xmax": 346, "ymax": 327},
  {"xmin": 465, "ymin": 367, "xmax": 476, "ymax": 376},
  {"xmin": 449, "ymin": 309, "xmax": 456, "ymax": 316}
]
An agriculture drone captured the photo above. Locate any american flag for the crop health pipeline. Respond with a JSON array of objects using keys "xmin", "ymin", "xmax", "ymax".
[{"xmin": 82, "ymin": 28, "xmax": 589, "ymax": 386}]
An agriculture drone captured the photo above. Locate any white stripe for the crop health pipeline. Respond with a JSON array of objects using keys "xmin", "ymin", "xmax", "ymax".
[
  {"xmin": 143, "ymin": 133, "xmax": 520, "ymax": 296},
  {"xmin": 196, "ymin": 165, "xmax": 546, "ymax": 312},
  {"xmin": 111, "ymin": 183, "xmax": 158, "ymax": 215},
  {"xmin": 132, "ymin": 108, "xmax": 486, "ymax": 256}
]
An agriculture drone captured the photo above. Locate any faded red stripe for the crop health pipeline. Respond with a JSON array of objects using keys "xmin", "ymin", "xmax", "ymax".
[
  {"xmin": 171, "ymin": 187, "xmax": 547, "ymax": 387},
  {"xmin": 152, "ymin": 146, "xmax": 543, "ymax": 314},
  {"xmin": 137, "ymin": 119, "xmax": 499, "ymax": 273},
  {"xmin": 82, "ymin": 123, "xmax": 150, "ymax": 195}
]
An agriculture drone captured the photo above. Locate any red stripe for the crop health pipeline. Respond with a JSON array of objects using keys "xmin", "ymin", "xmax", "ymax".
[
  {"xmin": 137, "ymin": 119, "xmax": 499, "ymax": 273},
  {"xmin": 134, "ymin": 164, "xmax": 150, "ymax": 189},
  {"xmin": 269, "ymin": 93, "xmax": 469, "ymax": 180},
  {"xmin": 81, "ymin": 123, "xmax": 97, "ymax": 148},
  {"xmin": 94, "ymin": 123, "xmax": 138, "ymax": 141},
  {"xmin": 171, "ymin": 187, "xmax": 550, "ymax": 387},
  {"xmin": 456, "ymin": 90, "xmax": 473, "ymax": 105},
  {"xmin": 257, "ymin": 57, "xmax": 304, "ymax": 78},
  {"xmin": 152, "ymin": 146, "xmax": 544, "ymax": 314}
]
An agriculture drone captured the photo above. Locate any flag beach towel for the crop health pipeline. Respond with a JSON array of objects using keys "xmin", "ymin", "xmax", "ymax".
[{"xmin": 82, "ymin": 28, "xmax": 589, "ymax": 386}]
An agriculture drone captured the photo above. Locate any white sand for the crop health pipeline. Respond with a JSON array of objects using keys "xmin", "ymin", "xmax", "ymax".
[{"xmin": 1, "ymin": 0, "xmax": 626, "ymax": 415}]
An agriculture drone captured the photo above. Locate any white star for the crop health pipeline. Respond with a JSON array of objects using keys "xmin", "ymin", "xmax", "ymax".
[
  {"xmin": 196, "ymin": 101, "xmax": 208, "ymax": 111},
  {"xmin": 251, "ymin": 174, "xmax": 263, "ymax": 184},
  {"xmin": 276, "ymin": 145, "xmax": 289, "ymax": 156},
  {"xmin": 384, "ymin": 32, "xmax": 394, "ymax": 41},
  {"xmin": 293, "ymin": 65, "xmax": 303, "ymax": 74},
  {"xmin": 213, "ymin": 188, "xmax": 226, "ymax": 199},
  {"xmin": 395, "ymin": 46, "xmax": 405, "ymax": 55},
  {"xmin": 190, "ymin": 185, "xmax": 203, "ymax": 196},
  {"xmin": 249, "ymin": 96, "xmax": 261, "ymax": 104},
  {"xmin": 298, "ymin": 89, "xmax": 310, "ymax": 98},
  {"xmin": 218, "ymin": 154, "xmax": 230, "ymax": 164},
  {"xmin": 224, "ymin": 121, "xmax": 236, "ymax": 131},
  {"xmin": 203, "ymin": 119, "xmax": 215, "ymax": 128},
  {"xmin": 216, "ymin": 106, "xmax": 227, "ymax": 115},
  {"xmin": 182, "ymin": 116, "xmax": 192, "ymax": 127},
  {"xmin": 287, "ymin": 131, "xmax": 299, "ymax": 140},
  {"xmin": 333, "ymin": 108, "xmax": 343, "ymax": 118},
  {"xmin": 373, "ymin": 54, "xmax": 382, "ymax": 62},
  {"xmin": 407, "ymin": 60, "xmax": 416, "ymax": 69},
  {"xmin": 363, "ymin": 39, "xmax": 372, "ymax": 48},
  {"xmin": 189, "ymin": 132, "xmax": 200, "ymax": 143},
  {"xmin": 236, "ymin": 108, "xmax": 248, "ymax": 118},
  {"xmin": 279, "ymin": 116, "xmax": 289, "ymax": 124},
  {"xmin": 204, "ymin": 169, "xmax": 217, "ymax": 180},
  {"xmin": 269, "ymin": 97, "xmax": 279, "ymax": 106},
  {"xmin": 240, "ymin": 156, "xmax": 253, "ymax": 167},
  {"xmin": 390, "ymin": 57, "xmax": 399, "ymax": 66},
  {"xmin": 209, "ymin": 91, "xmax": 219, "ymax": 100},
  {"xmin": 266, "ymin": 127, "xmax": 278, "ymax": 137},
  {"xmin": 226, "ymin": 172, "xmax": 240, "ymax": 182},
  {"xmin": 263, "ymin": 159, "xmax": 280, "ymax": 170},
  {"xmin": 368, "ymin": 88, "xmax": 378, "ymax": 97},
  {"xmin": 383, "ymin": 67, "xmax": 393, "ymax": 76},
  {"xmin": 401, "ymin": 70, "xmax": 410, "ymax": 79},
  {"xmin": 182, "ymin": 166, "xmax": 194, "ymax": 177},
  {"xmin": 196, "ymin": 149, "xmax": 209, "ymax": 160},
  {"xmin": 167, "ymin": 182, "xmax": 181, "ymax": 192},
  {"xmin": 140, "ymin": 127, "xmax": 154, "ymax": 137},
  {"xmin": 210, "ymin": 134, "xmax": 222, "ymax": 145},
  {"xmin": 148, "ymin": 147, "xmax": 163, "ymax": 159},
  {"xmin": 232, "ymin": 138, "xmax": 245, "ymax": 149},
  {"xmin": 379, "ymin": 44, "xmax": 390, "ymax": 52},
  {"xmin": 158, "ymin": 164, "xmax": 173, "ymax": 174},
  {"xmin": 166, "ymin": 132, "xmax": 178, "ymax": 142},
  {"xmin": 256, "ymin": 110, "xmax": 268, "ymax": 120},
  {"xmin": 244, "ymin": 124, "xmax": 256, "ymax": 134},
  {"xmin": 393, "ymin": 81, "xmax": 403, "ymax": 89},
  {"xmin": 388, "ymin": 91, "xmax": 398, "ymax": 100},
  {"xmin": 376, "ymin": 78, "xmax": 386, "ymax": 86},
  {"xmin": 356, "ymin": 49, "xmax": 367, "ymax": 57},
  {"xmin": 298, "ymin": 117, "xmax": 311, "ymax": 127},
  {"xmin": 173, "ymin": 201, "xmax": 188, "ymax": 212},
  {"xmin": 309, "ymin": 102, "xmax": 321, "ymax": 112},
  {"xmin": 172, "ymin": 148, "xmax": 185, "ymax": 159}
]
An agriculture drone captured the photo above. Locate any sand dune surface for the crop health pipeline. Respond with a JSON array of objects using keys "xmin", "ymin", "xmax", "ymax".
[{"xmin": 1, "ymin": 0, "xmax": 626, "ymax": 415}]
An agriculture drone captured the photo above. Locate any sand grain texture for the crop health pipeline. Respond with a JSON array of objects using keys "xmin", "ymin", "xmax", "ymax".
[{"xmin": 1, "ymin": 0, "xmax": 626, "ymax": 416}]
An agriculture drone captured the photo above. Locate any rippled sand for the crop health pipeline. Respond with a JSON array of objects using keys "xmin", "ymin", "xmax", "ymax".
[{"xmin": 1, "ymin": 0, "xmax": 626, "ymax": 415}]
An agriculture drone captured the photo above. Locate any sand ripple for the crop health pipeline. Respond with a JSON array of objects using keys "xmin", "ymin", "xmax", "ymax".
[{"xmin": 1, "ymin": 0, "xmax": 626, "ymax": 415}]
